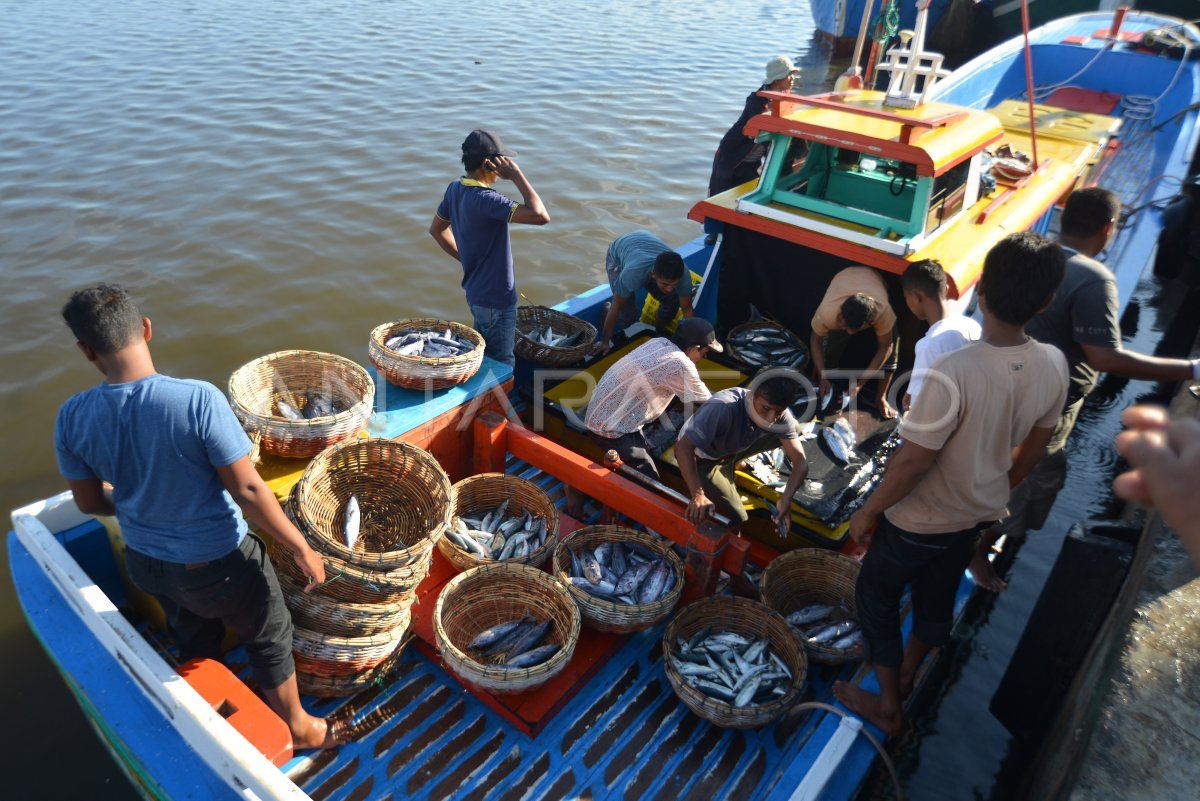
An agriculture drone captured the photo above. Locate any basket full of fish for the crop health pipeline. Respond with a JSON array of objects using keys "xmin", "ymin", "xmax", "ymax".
[
  {"xmin": 552, "ymin": 525, "xmax": 684, "ymax": 633},
  {"xmin": 760, "ymin": 549, "xmax": 863, "ymax": 665},
  {"xmin": 663, "ymin": 595, "xmax": 808, "ymax": 729},
  {"xmin": 514, "ymin": 305, "xmax": 597, "ymax": 367},
  {"xmin": 293, "ymin": 437, "xmax": 452, "ymax": 572},
  {"xmin": 368, "ymin": 318, "xmax": 485, "ymax": 390},
  {"xmin": 228, "ymin": 350, "xmax": 375, "ymax": 459},
  {"xmin": 439, "ymin": 473, "xmax": 559, "ymax": 572},
  {"xmin": 433, "ymin": 562, "xmax": 581, "ymax": 694},
  {"xmin": 723, "ymin": 321, "xmax": 809, "ymax": 372}
]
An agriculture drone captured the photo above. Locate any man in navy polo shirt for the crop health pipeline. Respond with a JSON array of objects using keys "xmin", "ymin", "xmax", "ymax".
[{"xmin": 430, "ymin": 130, "xmax": 550, "ymax": 367}]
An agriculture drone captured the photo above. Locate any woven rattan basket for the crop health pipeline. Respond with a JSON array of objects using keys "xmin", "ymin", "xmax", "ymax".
[
  {"xmin": 297, "ymin": 633, "xmax": 411, "ymax": 698},
  {"xmin": 279, "ymin": 483, "xmax": 431, "ymax": 604},
  {"xmin": 724, "ymin": 320, "xmax": 809, "ymax": 372},
  {"xmin": 663, "ymin": 595, "xmax": 807, "ymax": 729},
  {"xmin": 292, "ymin": 622, "xmax": 410, "ymax": 678},
  {"xmin": 228, "ymin": 350, "xmax": 374, "ymax": 459},
  {"xmin": 438, "ymin": 473, "xmax": 559, "ymax": 572},
  {"xmin": 552, "ymin": 525, "xmax": 683, "ymax": 633},
  {"xmin": 368, "ymin": 319, "xmax": 485, "ymax": 391},
  {"xmin": 760, "ymin": 549, "xmax": 861, "ymax": 665},
  {"xmin": 294, "ymin": 437, "xmax": 451, "ymax": 571},
  {"xmin": 434, "ymin": 562, "xmax": 580, "ymax": 695},
  {"xmin": 514, "ymin": 305, "xmax": 596, "ymax": 367},
  {"xmin": 278, "ymin": 571, "xmax": 415, "ymax": 638}
]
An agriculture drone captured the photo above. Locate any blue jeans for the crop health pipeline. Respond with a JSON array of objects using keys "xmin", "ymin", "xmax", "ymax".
[{"xmin": 470, "ymin": 303, "xmax": 517, "ymax": 368}]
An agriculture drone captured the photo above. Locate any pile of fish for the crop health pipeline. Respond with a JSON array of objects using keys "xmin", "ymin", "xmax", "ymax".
[
  {"xmin": 523, "ymin": 324, "xmax": 587, "ymax": 349},
  {"xmin": 743, "ymin": 448, "xmax": 795, "ymax": 489},
  {"xmin": 785, "ymin": 604, "xmax": 863, "ymax": 652},
  {"xmin": 726, "ymin": 324, "xmax": 807, "ymax": 369},
  {"xmin": 445, "ymin": 500, "xmax": 549, "ymax": 561},
  {"xmin": 822, "ymin": 417, "xmax": 859, "ymax": 464},
  {"xmin": 385, "ymin": 329, "xmax": 477, "ymax": 359},
  {"xmin": 274, "ymin": 392, "xmax": 347, "ymax": 420},
  {"xmin": 466, "ymin": 613, "xmax": 560, "ymax": 668},
  {"xmin": 565, "ymin": 539, "xmax": 676, "ymax": 606},
  {"xmin": 670, "ymin": 629, "xmax": 794, "ymax": 707}
]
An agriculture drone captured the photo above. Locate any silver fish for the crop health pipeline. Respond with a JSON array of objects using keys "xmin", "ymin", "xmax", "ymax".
[
  {"xmin": 786, "ymin": 604, "xmax": 835, "ymax": 627},
  {"xmin": 808, "ymin": 620, "xmax": 858, "ymax": 645},
  {"xmin": 505, "ymin": 619, "xmax": 552, "ymax": 658},
  {"xmin": 582, "ymin": 551, "xmax": 603, "ymax": 585},
  {"xmin": 831, "ymin": 630, "xmax": 864, "ymax": 650},
  {"xmin": 468, "ymin": 617, "xmax": 527, "ymax": 650},
  {"xmin": 343, "ymin": 495, "xmax": 360, "ymax": 549},
  {"xmin": 734, "ymin": 675, "xmax": 763, "ymax": 707},
  {"xmin": 276, "ymin": 400, "xmax": 304, "ymax": 420},
  {"xmin": 823, "ymin": 426, "xmax": 855, "ymax": 464},
  {"xmin": 506, "ymin": 643, "xmax": 559, "ymax": 668},
  {"xmin": 637, "ymin": 563, "xmax": 669, "ymax": 605}
]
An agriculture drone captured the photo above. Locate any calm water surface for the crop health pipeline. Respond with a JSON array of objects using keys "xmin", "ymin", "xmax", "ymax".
[{"xmin": 4, "ymin": 2, "xmax": 1182, "ymax": 799}]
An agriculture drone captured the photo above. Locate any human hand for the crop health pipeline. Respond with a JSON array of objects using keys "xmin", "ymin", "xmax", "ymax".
[
  {"xmin": 686, "ymin": 491, "xmax": 715, "ymax": 524},
  {"xmin": 818, "ymin": 377, "xmax": 832, "ymax": 400},
  {"xmin": 848, "ymin": 508, "xmax": 878, "ymax": 546},
  {"xmin": 1114, "ymin": 405, "xmax": 1200, "ymax": 565},
  {"xmin": 294, "ymin": 546, "xmax": 326, "ymax": 591},
  {"xmin": 589, "ymin": 340, "xmax": 610, "ymax": 357},
  {"xmin": 774, "ymin": 497, "xmax": 791, "ymax": 530},
  {"xmin": 486, "ymin": 155, "xmax": 521, "ymax": 180}
]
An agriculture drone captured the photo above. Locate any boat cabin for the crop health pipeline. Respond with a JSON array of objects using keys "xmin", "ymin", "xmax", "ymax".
[{"xmin": 737, "ymin": 90, "xmax": 1001, "ymax": 259}]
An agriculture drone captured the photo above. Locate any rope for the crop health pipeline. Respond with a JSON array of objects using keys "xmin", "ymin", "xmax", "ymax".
[
  {"xmin": 871, "ymin": 0, "xmax": 899, "ymax": 45},
  {"xmin": 786, "ymin": 701, "xmax": 905, "ymax": 801}
]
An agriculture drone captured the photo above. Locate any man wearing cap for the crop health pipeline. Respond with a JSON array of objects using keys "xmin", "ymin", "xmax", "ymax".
[
  {"xmin": 675, "ymin": 375, "xmax": 809, "ymax": 533},
  {"xmin": 430, "ymin": 130, "xmax": 550, "ymax": 368},
  {"xmin": 584, "ymin": 318, "xmax": 720, "ymax": 480},
  {"xmin": 707, "ymin": 55, "xmax": 800, "ymax": 198},
  {"xmin": 592, "ymin": 230, "xmax": 696, "ymax": 356}
]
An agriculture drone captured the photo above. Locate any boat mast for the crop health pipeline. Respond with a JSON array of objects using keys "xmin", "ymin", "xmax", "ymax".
[
  {"xmin": 835, "ymin": 0, "xmax": 877, "ymax": 91},
  {"xmin": 1019, "ymin": 0, "xmax": 1040, "ymax": 169}
]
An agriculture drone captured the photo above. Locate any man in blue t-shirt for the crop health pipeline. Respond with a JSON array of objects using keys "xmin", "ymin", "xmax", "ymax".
[
  {"xmin": 54, "ymin": 284, "xmax": 340, "ymax": 750},
  {"xmin": 430, "ymin": 129, "xmax": 550, "ymax": 367},
  {"xmin": 592, "ymin": 230, "xmax": 696, "ymax": 356}
]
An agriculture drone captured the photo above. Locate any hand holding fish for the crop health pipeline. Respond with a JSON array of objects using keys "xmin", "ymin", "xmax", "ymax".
[{"xmin": 589, "ymin": 339, "xmax": 611, "ymax": 357}]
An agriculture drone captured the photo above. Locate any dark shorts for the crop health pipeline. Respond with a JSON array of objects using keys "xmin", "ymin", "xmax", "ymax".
[
  {"xmin": 856, "ymin": 516, "xmax": 988, "ymax": 668},
  {"xmin": 590, "ymin": 429, "xmax": 661, "ymax": 481},
  {"xmin": 125, "ymin": 533, "xmax": 296, "ymax": 690}
]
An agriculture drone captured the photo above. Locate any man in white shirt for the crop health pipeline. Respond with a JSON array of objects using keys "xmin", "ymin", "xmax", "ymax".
[
  {"xmin": 584, "ymin": 317, "xmax": 720, "ymax": 480},
  {"xmin": 901, "ymin": 259, "xmax": 981, "ymax": 410}
]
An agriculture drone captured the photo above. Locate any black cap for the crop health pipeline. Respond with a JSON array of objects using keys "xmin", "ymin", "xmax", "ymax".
[
  {"xmin": 462, "ymin": 129, "xmax": 516, "ymax": 157},
  {"xmin": 673, "ymin": 317, "xmax": 723, "ymax": 352}
]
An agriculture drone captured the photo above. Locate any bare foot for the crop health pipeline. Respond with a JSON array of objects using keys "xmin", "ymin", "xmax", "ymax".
[
  {"xmin": 968, "ymin": 552, "xmax": 1008, "ymax": 593},
  {"xmin": 292, "ymin": 716, "xmax": 345, "ymax": 750},
  {"xmin": 833, "ymin": 680, "xmax": 902, "ymax": 737}
]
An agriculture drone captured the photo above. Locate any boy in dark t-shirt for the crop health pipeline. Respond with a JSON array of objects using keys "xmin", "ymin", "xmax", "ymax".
[
  {"xmin": 54, "ymin": 284, "xmax": 340, "ymax": 750},
  {"xmin": 429, "ymin": 129, "xmax": 550, "ymax": 367}
]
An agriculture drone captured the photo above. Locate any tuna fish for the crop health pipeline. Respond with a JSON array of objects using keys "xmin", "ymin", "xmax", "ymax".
[{"xmin": 343, "ymin": 495, "xmax": 360, "ymax": 549}]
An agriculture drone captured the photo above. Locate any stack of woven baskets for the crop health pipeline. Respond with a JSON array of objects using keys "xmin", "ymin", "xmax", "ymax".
[{"xmin": 274, "ymin": 437, "xmax": 453, "ymax": 696}]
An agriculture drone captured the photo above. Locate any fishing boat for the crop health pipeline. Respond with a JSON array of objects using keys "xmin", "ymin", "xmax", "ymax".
[{"xmin": 9, "ymin": 8, "xmax": 1200, "ymax": 801}]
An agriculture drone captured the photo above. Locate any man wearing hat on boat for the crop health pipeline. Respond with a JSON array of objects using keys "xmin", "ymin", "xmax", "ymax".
[
  {"xmin": 430, "ymin": 129, "xmax": 551, "ymax": 367},
  {"xmin": 53, "ymin": 284, "xmax": 341, "ymax": 750},
  {"xmin": 584, "ymin": 317, "xmax": 721, "ymax": 480},
  {"xmin": 592, "ymin": 230, "xmax": 696, "ymax": 356},
  {"xmin": 707, "ymin": 55, "xmax": 801, "ymax": 198},
  {"xmin": 809, "ymin": 265, "xmax": 900, "ymax": 419},
  {"xmin": 674, "ymin": 374, "xmax": 809, "ymax": 534}
]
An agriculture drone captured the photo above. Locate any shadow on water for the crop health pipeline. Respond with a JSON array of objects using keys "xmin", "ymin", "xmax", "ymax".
[{"xmin": 859, "ymin": 273, "xmax": 1200, "ymax": 800}]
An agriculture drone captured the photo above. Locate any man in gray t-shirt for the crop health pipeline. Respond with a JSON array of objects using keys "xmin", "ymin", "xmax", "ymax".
[{"xmin": 675, "ymin": 379, "xmax": 808, "ymax": 532}]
